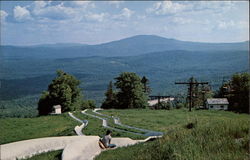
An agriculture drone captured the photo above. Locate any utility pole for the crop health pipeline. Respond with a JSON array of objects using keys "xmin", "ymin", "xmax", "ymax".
[{"xmin": 175, "ymin": 77, "xmax": 208, "ymax": 112}]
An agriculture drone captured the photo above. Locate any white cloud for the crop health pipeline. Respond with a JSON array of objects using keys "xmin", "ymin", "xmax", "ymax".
[
  {"xmin": 32, "ymin": 3, "xmax": 75, "ymax": 20},
  {"xmin": 147, "ymin": 1, "xmax": 188, "ymax": 15},
  {"xmin": 108, "ymin": 1, "xmax": 124, "ymax": 8},
  {"xmin": 238, "ymin": 21, "xmax": 249, "ymax": 29},
  {"xmin": 121, "ymin": 8, "xmax": 133, "ymax": 18},
  {"xmin": 113, "ymin": 8, "xmax": 134, "ymax": 20},
  {"xmin": 217, "ymin": 20, "xmax": 235, "ymax": 29},
  {"xmin": 85, "ymin": 13, "xmax": 108, "ymax": 22},
  {"xmin": 69, "ymin": 1, "xmax": 95, "ymax": 8},
  {"xmin": 147, "ymin": 1, "xmax": 237, "ymax": 16},
  {"xmin": 34, "ymin": 1, "xmax": 48, "ymax": 9},
  {"xmin": 192, "ymin": 1, "xmax": 236, "ymax": 12},
  {"xmin": 13, "ymin": 6, "xmax": 32, "ymax": 21},
  {"xmin": 31, "ymin": 1, "xmax": 98, "ymax": 22},
  {"xmin": 172, "ymin": 17, "xmax": 192, "ymax": 24},
  {"xmin": 137, "ymin": 15, "xmax": 146, "ymax": 20},
  {"xmin": 0, "ymin": 10, "xmax": 8, "ymax": 22}
]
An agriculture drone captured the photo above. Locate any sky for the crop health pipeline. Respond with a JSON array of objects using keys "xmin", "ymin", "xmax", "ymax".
[{"xmin": 0, "ymin": 1, "xmax": 249, "ymax": 45}]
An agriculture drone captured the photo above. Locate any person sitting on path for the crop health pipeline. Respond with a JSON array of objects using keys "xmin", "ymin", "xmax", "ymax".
[{"xmin": 99, "ymin": 130, "xmax": 116, "ymax": 149}]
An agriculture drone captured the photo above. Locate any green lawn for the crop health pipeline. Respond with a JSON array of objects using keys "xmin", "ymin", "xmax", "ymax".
[
  {"xmin": 21, "ymin": 150, "xmax": 62, "ymax": 160},
  {"xmin": 95, "ymin": 109, "xmax": 250, "ymax": 160},
  {"xmin": 85, "ymin": 110, "xmax": 146, "ymax": 134},
  {"xmin": 99, "ymin": 109, "xmax": 248, "ymax": 132},
  {"xmin": 0, "ymin": 113, "xmax": 79, "ymax": 144}
]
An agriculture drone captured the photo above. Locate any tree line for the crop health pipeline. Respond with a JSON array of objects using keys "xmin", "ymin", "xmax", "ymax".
[
  {"xmin": 38, "ymin": 71, "xmax": 150, "ymax": 115},
  {"xmin": 37, "ymin": 70, "xmax": 249, "ymax": 115}
]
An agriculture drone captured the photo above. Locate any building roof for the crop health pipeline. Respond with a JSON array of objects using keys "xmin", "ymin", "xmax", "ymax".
[
  {"xmin": 53, "ymin": 105, "xmax": 61, "ymax": 109},
  {"xmin": 207, "ymin": 98, "xmax": 229, "ymax": 105}
]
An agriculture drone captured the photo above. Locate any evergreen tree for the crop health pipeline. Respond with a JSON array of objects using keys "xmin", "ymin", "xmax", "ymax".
[
  {"xmin": 38, "ymin": 70, "xmax": 83, "ymax": 115},
  {"xmin": 115, "ymin": 72, "xmax": 148, "ymax": 109},
  {"xmin": 141, "ymin": 76, "xmax": 151, "ymax": 95},
  {"xmin": 101, "ymin": 81, "xmax": 117, "ymax": 109},
  {"xmin": 38, "ymin": 91, "xmax": 52, "ymax": 115}
]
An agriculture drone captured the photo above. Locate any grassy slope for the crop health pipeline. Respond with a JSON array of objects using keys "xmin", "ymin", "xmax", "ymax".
[
  {"xmin": 95, "ymin": 109, "xmax": 249, "ymax": 160},
  {"xmin": 85, "ymin": 110, "xmax": 146, "ymax": 134},
  {"xmin": 0, "ymin": 113, "xmax": 79, "ymax": 144}
]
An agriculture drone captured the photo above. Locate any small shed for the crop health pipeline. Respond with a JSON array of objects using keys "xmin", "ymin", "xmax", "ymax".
[
  {"xmin": 206, "ymin": 98, "xmax": 229, "ymax": 110},
  {"xmin": 53, "ymin": 105, "xmax": 62, "ymax": 114}
]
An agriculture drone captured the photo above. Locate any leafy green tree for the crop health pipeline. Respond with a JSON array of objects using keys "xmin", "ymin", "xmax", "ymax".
[
  {"xmin": 216, "ymin": 72, "xmax": 250, "ymax": 113},
  {"xmin": 141, "ymin": 76, "xmax": 151, "ymax": 95},
  {"xmin": 38, "ymin": 70, "xmax": 83, "ymax": 115},
  {"xmin": 188, "ymin": 77, "xmax": 213, "ymax": 108},
  {"xmin": 82, "ymin": 100, "xmax": 96, "ymax": 109},
  {"xmin": 101, "ymin": 81, "xmax": 117, "ymax": 109},
  {"xmin": 115, "ymin": 72, "xmax": 148, "ymax": 109},
  {"xmin": 228, "ymin": 73, "xmax": 249, "ymax": 113}
]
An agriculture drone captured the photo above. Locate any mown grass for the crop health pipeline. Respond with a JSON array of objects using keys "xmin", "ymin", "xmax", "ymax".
[
  {"xmin": 73, "ymin": 112, "xmax": 145, "ymax": 139},
  {"xmin": 95, "ymin": 109, "xmax": 249, "ymax": 160},
  {"xmin": 20, "ymin": 150, "xmax": 62, "ymax": 160},
  {"xmin": 99, "ymin": 109, "xmax": 249, "ymax": 132},
  {"xmin": 0, "ymin": 113, "xmax": 79, "ymax": 144}
]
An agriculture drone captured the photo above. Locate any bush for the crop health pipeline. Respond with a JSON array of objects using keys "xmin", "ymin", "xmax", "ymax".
[
  {"xmin": 152, "ymin": 101, "xmax": 173, "ymax": 110},
  {"xmin": 176, "ymin": 103, "xmax": 184, "ymax": 109},
  {"xmin": 82, "ymin": 100, "xmax": 96, "ymax": 109}
]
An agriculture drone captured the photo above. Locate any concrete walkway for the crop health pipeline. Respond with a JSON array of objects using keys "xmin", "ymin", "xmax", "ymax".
[
  {"xmin": 61, "ymin": 136, "xmax": 160, "ymax": 160},
  {"xmin": 1, "ymin": 136, "xmax": 84, "ymax": 160},
  {"xmin": 62, "ymin": 137, "xmax": 142, "ymax": 160},
  {"xmin": 1, "ymin": 135, "xmax": 160, "ymax": 160}
]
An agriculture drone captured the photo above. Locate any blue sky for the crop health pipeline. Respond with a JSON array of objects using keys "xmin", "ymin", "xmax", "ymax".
[{"xmin": 0, "ymin": 1, "xmax": 249, "ymax": 45}]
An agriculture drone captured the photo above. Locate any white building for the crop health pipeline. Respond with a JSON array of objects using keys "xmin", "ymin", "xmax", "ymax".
[
  {"xmin": 206, "ymin": 98, "xmax": 229, "ymax": 110},
  {"xmin": 53, "ymin": 105, "xmax": 62, "ymax": 114}
]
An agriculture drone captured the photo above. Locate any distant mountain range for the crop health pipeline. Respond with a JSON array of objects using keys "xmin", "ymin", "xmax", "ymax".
[
  {"xmin": 1, "ymin": 35, "xmax": 249, "ymax": 60},
  {"xmin": 0, "ymin": 35, "xmax": 249, "ymax": 113}
]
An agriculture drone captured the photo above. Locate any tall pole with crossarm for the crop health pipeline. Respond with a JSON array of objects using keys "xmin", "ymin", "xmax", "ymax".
[{"xmin": 175, "ymin": 77, "xmax": 208, "ymax": 112}]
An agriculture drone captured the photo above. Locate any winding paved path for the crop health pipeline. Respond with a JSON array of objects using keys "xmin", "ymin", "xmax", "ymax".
[
  {"xmin": 68, "ymin": 112, "xmax": 88, "ymax": 136},
  {"xmin": 81, "ymin": 110, "xmax": 143, "ymax": 136}
]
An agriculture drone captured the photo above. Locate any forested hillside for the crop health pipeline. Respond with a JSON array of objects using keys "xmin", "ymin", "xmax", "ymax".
[{"xmin": 0, "ymin": 35, "xmax": 248, "ymax": 117}]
